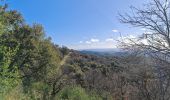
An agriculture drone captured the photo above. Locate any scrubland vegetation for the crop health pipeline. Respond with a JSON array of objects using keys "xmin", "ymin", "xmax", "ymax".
[{"xmin": 1, "ymin": 0, "xmax": 170, "ymax": 100}]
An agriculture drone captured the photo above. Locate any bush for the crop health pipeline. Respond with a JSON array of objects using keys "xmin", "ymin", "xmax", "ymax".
[
  {"xmin": 1, "ymin": 85, "xmax": 31, "ymax": 100},
  {"xmin": 55, "ymin": 86, "xmax": 102, "ymax": 100},
  {"xmin": 28, "ymin": 82, "xmax": 50, "ymax": 100}
]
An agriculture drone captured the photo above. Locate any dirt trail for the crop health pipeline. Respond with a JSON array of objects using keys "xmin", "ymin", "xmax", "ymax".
[
  {"xmin": 48, "ymin": 52, "xmax": 72, "ymax": 79},
  {"xmin": 59, "ymin": 52, "xmax": 71, "ymax": 66}
]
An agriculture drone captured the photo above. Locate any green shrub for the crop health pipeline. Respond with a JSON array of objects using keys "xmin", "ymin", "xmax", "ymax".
[
  {"xmin": 28, "ymin": 82, "xmax": 51, "ymax": 100},
  {"xmin": 1, "ymin": 85, "xmax": 31, "ymax": 100},
  {"xmin": 55, "ymin": 86, "xmax": 102, "ymax": 100}
]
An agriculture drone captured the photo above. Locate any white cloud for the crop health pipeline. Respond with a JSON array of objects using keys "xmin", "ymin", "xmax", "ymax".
[
  {"xmin": 68, "ymin": 38, "xmax": 117, "ymax": 50},
  {"xmin": 85, "ymin": 38, "xmax": 99, "ymax": 44},
  {"xmin": 118, "ymin": 34, "xmax": 150, "ymax": 46},
  {"xmin": 141, "ymin": 28, "xmax": 146, "ymax": 31},
  {"xmin": 90, "ymin": 38, "xmax": 99, "ymax": 42},
  {"xmin": 118, "ymin": 35, "xmax": 135, "ymax": 40},
  {"xmin": 85, "ymin": 41, "xmax": 91, "ymax": 44},
  {"xmin": 145, "ymin": 31, "xmax": 152, "ymax": 34},
  {"xmin": 84, "ymin": 38, "xmax": 100, "ymax": 44},
  {"xmin": 105, "ymin": 38, "xmax": 114, "ymax": 42},
  {"xmin": 140, "ymin": 39, "xmax": 149, "ymax": 45},
  {"xmin": 112, "ymin": 29, "xmax": 119, "ymax": 33},
  {"xmin": 68, "ymin": 41, "xmax": 117, "ymax": 50},
  {"xmin": 117, "ymin": 35, "xmax": 137, "ymax": 44}
]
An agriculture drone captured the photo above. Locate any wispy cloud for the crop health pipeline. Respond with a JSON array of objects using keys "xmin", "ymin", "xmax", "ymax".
[
  {"xmin": 118, "ymin": 34, "xmax": 150, "ymax": 46},
  {"xmin": 90, "ymin": 38, "xmax": 99, "ymax": 42},
  {"xmin": 79, "ymin": 41, "xmax": 83, "ymax": 43},
  {"xmin": 69, "ymin": 41, "xmax": 116, "ymax": 50},
  {"xmin": 145, "ymin": 31, "xmax": 152, "ymax": 34},
  {"xmin": 84, "ymin": 38, "xmax": 100, "ymax": 44},
  {"xmin": 85, "ymin": 41, "xmax": 91, "ymax": 44},
  {"xmin": 141, "ymin": 28, "xmax": 146, "ymax": 31},
  {"xmin": 118, "ymin": 35, "xmax": 136, "ymax": 41},
  {"xmin": 69, "ymin": 37, "xmax": 117, "ymax": 50},
  {"xmin": 105, "ymin": 38, "xmax": 114, "ymax": 42},
  {"xmin": 112, "ymin": 29, "xmax": 119, "ymax": 33}
]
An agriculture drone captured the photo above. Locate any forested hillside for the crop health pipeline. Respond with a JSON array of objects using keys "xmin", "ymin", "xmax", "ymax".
[
  {"xmin": 1, "ymin": 0, "xmax": 170, "ymax": 100},
  {"xmin": 0, "ymin": 2, "xmax": 110, "ymax": 100},
  {"xmin": 0, "ymin": 3, "xmax": 70, "ymax": 99}
]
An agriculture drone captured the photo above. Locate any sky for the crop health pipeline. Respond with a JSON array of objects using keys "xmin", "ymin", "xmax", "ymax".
[{"xmin": 7, "ymin": 0, "xmax": 147, "ymax": 50}]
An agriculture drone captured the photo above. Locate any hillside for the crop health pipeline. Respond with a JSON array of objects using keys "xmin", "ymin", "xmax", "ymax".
[
  {"xmin": 1, "ymin": 0, "xmax": 170, "ymax": 100},
  {"xmin": 79, "ymin": 48, "xmax": 128, "ymax": 57}
]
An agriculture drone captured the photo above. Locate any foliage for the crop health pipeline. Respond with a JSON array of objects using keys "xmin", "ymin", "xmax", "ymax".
[
  {"xmin": 2, "ymin": 85, "xmax": 31, "ymax": 100},
  {"xmin": 55, "ymin": 86, "xmax": 102, "ymax": 100},
  {"xmin": 2, "ymin": 0, "xmax": 170, "ymax": 100},
  {"xmin": 0, "ymin": 4, "xmax": 21, "ymax": 94},
  {"xmin": 0, "ymin": 45, "xmax": 20, "ymax": 94}
]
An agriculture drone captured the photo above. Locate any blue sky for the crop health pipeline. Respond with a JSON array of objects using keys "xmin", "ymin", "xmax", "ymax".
[{"xmin": 8, "ymin": 0, "xmax": 146, "ymax": 49}]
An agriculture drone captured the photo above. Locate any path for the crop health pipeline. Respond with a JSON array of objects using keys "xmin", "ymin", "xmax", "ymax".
[{"xmin": 59, "ymin": 52, "xmax": 72, "ymax": 66}]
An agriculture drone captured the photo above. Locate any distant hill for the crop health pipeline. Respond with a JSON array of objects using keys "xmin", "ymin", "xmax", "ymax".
[{"xmin": 78, "ymin": 48, "xmax": 128, "ymax": 57}]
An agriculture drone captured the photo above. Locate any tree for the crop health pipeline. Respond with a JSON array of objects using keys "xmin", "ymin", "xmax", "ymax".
[
  {"xmin": 119, "ymin": 0, "xmax": 170, "ymax": 60},
  {"xmin": 0, "ymin": 3, "xmax": 62, "ymax": 99},
  {"xmin": 119, "ymin": 0, "xmax": 170, "ymax": 99},
  {"xmin": 60, "ymin": 46, "xmax": 69, "ymax": 57},
  {"xmin": 0, "ymin": 4, "xmax": 22, "ymax": 94}
]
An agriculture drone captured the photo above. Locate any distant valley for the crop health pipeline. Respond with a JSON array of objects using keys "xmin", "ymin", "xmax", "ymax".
[{"xmin": 78, "ymin": 48, "xmax": 128, "ymax": 57}]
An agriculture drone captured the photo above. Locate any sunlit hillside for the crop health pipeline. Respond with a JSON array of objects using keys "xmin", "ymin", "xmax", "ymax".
[{"xmin": 0, "ymin": 0, "xmax": 170, "ymax": 100}]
